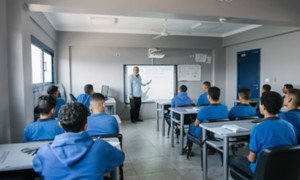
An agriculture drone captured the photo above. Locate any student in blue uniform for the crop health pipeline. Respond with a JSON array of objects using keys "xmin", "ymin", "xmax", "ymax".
[
  {"xmin": 186, "ymin": 86, "xmax": 228, "ymax": 148},
  {"xmin": 87, "ymin": 93, "xmax": 119, "ymax": 136},
  {"xmin": 24, "ymin": 95, "xmax": 64, "ymax": 142},
  {"xmin": 171, "ymin": 85, "xmax": 193, "ymax": 108},
  {"xmin": 229, "ymin": 88, "xmax": 256, "ymax": 120},
  {"xmin": 229, "ymin": 91, "xmax": 297, "ymax": 178},
  {"xmin": 278, "ymin": 88, "xmax": 300, "ymax": 135},
  {"xmin": 196, "ymin": 81, "xmax": 211, "ymax": 106},
  {"xmin": 255, "ymin": 84, "xmax": 271, "ymax": 117},
  {"xmin": 77, "ymin": 84, "xmax": 95, "ymax": 109},
  {"xmin": 33, "ymin": 103, "xmax": 125, "ymax": 179},
  {"xmin": 282, "ymin": 83, "xmax": 293, "ymax": 100},
  {"xmin": 47, "ymin": 85, "xmax": 66, "ymax": 117}
]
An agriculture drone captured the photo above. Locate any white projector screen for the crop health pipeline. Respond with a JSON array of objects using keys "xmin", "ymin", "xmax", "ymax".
[{"xmin": 124, "ymin": 65, "xmax": 177, "ymax": 103}]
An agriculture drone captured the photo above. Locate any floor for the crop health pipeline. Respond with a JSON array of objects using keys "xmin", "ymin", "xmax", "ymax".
[{"xmin": 120, "ymin": 118, "xmax": 245, "ymax": 180}]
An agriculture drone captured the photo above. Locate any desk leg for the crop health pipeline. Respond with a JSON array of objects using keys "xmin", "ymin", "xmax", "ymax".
[
  {"xmin": 223, "ymin": 137, "xmax": 229, "ymax": 180},
  {"xmin": 171, "ymin": 112, "xmax": 174, "ymax": 147},
  {"xmin": 113, "ymin": 104, "xmax": 116, "ymax": 115},
  {"xmin": 180, "ymin": 114, "xmax": 184, "ymax": 155},
  {"xmin": 156, "ymin": 103, "xmax": 159, "ymax": 132},
  {"xmin": 202, "ymin": 128, "xmax": 207, "ymax": 180},
  {"xmin": 162, "ymin": 105, "xmax": 165, "ymax": 136}
]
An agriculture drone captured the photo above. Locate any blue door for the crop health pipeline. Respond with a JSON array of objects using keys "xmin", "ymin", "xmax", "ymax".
[{"xmin": 237, "ymin": 49, "xmax": 260, "ymax": 100}]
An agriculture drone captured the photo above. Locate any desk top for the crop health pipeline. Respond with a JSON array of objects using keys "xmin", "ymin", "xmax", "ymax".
[
  {"xmin": 155, "ymin": 99, "xmax": 171, "ymax": 104},
  {"xmin": 106, "ymin": 97, "xmax": 116, "ymax": 104},
  {"xmin": 200, "ymin": 120, "xmax": 255, "ymax": 137},
  {"xmin": 169, "ymin": 106, "xmax": 203, "ymax": 114}
]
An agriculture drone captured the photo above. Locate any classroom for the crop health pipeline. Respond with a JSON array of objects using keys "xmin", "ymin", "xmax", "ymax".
[{"xmin": 1, "ymin": 0, "xmax": 300, "ymax": 179}]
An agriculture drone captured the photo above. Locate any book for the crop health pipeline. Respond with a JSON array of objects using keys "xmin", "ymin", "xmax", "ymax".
[{"xmin": 221, "ymin": 124, "xmax": 249, "ymax": 133}]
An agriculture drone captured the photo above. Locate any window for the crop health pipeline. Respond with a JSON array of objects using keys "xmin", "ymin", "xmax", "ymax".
[{"xmin": 31, "ymin": 36, "xmax": 54, "ymax": 84}]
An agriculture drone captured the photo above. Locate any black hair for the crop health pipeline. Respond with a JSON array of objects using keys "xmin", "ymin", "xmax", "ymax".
[
  {"xmin": 203, "ymin": 81, "xmax": 211, "ymax": 88},
  {"xmin": 262, "ymin": 84, "xmax": 271, "ymax": 92},
  {"xmin": 37, "ymin": 95, "xmax": 56, "ymax": 115},
  {"xmin": 90, "ymin": 93, "xmax": 105, "ymax": 102},
  {"xmin": 208, "ymin": 86, "xmax": 220, "ymax": 101},
  {"xmin": 47, "ymin": 85, "xmax": 58, "ymax": 95},
  {"xmin": 260, "ymin": 91, "xmax": 283, "ymax": 115},
  {"xmin": 239, "ymin": 88, "xmax": 251, "ymax": 100},
  {"xmin": 58, "ymin": 103, "xmax": 88, "ymax": 132},
  {"xmin": 288, "ymin": 88, "xmax": 300, "ymax": 107},
  {"xmin": 84, "ymin": 84, "xmax": 94, "ymax": 94},
  {"xmin": 284, "ymin": 84, "xmax": 294, "ymax": 90},
  {"xmin": 179, "ymin": 85, "xmax": 188, "ymax": 92}
]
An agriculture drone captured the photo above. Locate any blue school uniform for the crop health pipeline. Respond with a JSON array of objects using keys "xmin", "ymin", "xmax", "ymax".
[
  {"xmin": 189, "ymin": 104, "xmax": 229, "ymax": 138},
  {"xmin": 23, "ymin": 118, "xmax": 64, "ymax": 142},
  {"xmin": 171, "ymin": 92, "xmax": 192, "ymax": 108},
  {"xmin": 33, "ymin": 131, "xmax": 125, "ymax": 180},
  {"xmin": 196, "ymin": 92, "xmax": 210, "ymax": 106},
  {"xmin": 77, "ymin": 94, "xmax": 91, "ymax": 109},
  {"xmin": 278, "ymin": 109, "xmax": 300, "ymax": 134},
  {"xmin": 228, "ymin": 104, "xmax": 256, "ymax": 120},
  {"xmin": 249, "ymin": 117, "xmax": 297, "ymax": 173},
  {"xmin": 54, "ymin": 97, "xmax": 66, "ymax": 117},
  {"xmin": 87, "ymin": 112, "xmax": 119, "ymax": 136}
]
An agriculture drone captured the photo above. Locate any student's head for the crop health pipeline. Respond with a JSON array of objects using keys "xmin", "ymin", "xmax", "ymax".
[
  {"xmin": 178, "ymin": 85, "xmax": 188, "ymax": 92},
  {"xmin": 202, "ymin": 81, "xmax": 211, "ymax": 92},
  {"xmin": 208, "ymin": 86, "xmax": 220, "ymax": 102},
  {"xmin": 47, "ymin": 85, "xmax": 59, "ymax": 97},
  {"xmin": 37, "ymin": 95, "xmax": 56, "ymax": 116},
  {"xmin": 262, "ymin": 84, "xmax": 271, "ymax": 93},
  {"xmin": 238, "ymin": 88, "xmax": 251, "ymax": 101},
  {"xmin": 133, "ymin": 66, "xmax": 139, "ymax": 75},
  {"xmin": 283, "ymin": 88, "xmax": 300, "ymax": 109},
  {"xmin": 58, "ymin": 103, "xmax": 88, "ymax": 132},
  {"xmin": 89, "ymin": 93, "xmax": 106, "ymax": 114},
  {"xmin": 84, "ymin": 84, "xmax": 94, "ymax": 95},
  {"xmin": 260, "ymin": 91, "xmax": 283, "ymax": 115},
  {"xmin": 283, "ymin": 84, "xmax": 294, "ymax": 94}
]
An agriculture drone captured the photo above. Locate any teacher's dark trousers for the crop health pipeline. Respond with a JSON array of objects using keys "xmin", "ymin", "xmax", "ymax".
[{"xmin": 130, "ymin": 96, "xmax": 141, "ymax": 122}]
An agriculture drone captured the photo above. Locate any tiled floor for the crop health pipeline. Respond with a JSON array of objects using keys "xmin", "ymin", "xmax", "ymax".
[{"xmin": 120, "ymin": 119, "xmax": 245, "ymax": 180}]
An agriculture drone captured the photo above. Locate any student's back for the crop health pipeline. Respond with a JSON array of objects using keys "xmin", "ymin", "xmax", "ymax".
[
  {"xmin": 87, "ymin": 113, "xmax": 119, "ymax": 136},
  {"xmin": 198, "ymin": 104, "xmax": 228, "ymax": 122},
  {"xmin": 77, "ymin": 94, "xmax": 91, "ymax": 109},
  {"xmin": 54, "ymin": 97, "xmax": 66, "ymax": 117},
  {"xmin": 229, "ymin": 104, "xmax": 256, "ymax": 120},
  {"xmin": 171, "ymin": 85, "xmax": 192, "ymax": 108},
  {"xmin": 33, "ymin": 131, "xmax": 124, "ymax": 179},
  {"xmin": 279, "ymin": 110, "xmax": 300, "ymax": 134}
]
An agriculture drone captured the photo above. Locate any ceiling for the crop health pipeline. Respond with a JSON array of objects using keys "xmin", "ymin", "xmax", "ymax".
[{"xmin": 43, "ymin": 12, "xmax": 261, "ymax": 38}]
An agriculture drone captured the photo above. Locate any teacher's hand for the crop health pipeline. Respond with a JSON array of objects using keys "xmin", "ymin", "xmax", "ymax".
[{"xmin": 147, "ymin": 80, "xmax": 152, "ymax": 85}]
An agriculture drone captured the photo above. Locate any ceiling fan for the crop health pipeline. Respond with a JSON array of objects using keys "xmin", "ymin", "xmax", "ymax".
[{"xmin": 153, "ymin": 19, "xmax": 170, "ymax": 39}]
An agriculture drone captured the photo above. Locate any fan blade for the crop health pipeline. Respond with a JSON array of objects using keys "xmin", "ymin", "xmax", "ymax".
[{"xmin": 153, "ymin": 34, "xmax": 162, "ymax": 39}]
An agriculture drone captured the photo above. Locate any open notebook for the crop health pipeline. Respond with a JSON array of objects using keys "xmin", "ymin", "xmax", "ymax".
[{"xmin": 221, "ymin": 124, "xmax": 249, "ymax": 133}]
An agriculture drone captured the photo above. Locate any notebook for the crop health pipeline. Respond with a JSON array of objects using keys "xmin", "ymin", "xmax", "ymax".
[{"xmin": 221, "ymin": 124, "xmax": 249, "ymax": 133}]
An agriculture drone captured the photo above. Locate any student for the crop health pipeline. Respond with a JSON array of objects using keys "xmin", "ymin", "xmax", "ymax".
[
  {"xmin": 278, "ymin": 88, "xmax": 300, "ymax": 135},
  {"xmin": 186, "ymin": 87, "xmax": 228, "ymax": 148},
  {"xmin": 47, "ymin": 85, "xmax": 66, "ymax": 117},
  {"xmin": 229, "ymin": 88, "xmax": 256, "ymax": 120},
  {"xmin": 24, "ymin": 95, "xmax": 64, "ymax": 142},
  {"xmin": 77, "ymin": 84, "xmax": 95, "ymax": 109},
  {"xmin": 255, "ymin": 84, "xmax": 271, "ymax": 117},
  {"xmin": 33, "ymin": 103, "xmax": 125, "ymax": 179},
  {"xmin": 282, "ymin": 83, "xmax": 294, "ymax": 99},
  {"xmin": 87, "ymin": 93, "xmax": 119, "ymax": 136},
  {"xmin": 229, "ymin": 91, "xmax": 297, "ymax": 178},
  {"xmin": 196, "ymin": 81, "xmax": 211, "ymax": 106},
  {"xmin": 171, "ymin": 85, "xmax": 193, "ymax": 108}
]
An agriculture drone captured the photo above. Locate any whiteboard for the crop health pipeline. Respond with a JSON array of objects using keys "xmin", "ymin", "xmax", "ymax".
[
  {"xmin": 124, "ymin": 65, "xmax": 177, "ymax": 103},
  {"xmin": 177, "ymin": 64, "xmax": 201, "ymax": 81}
]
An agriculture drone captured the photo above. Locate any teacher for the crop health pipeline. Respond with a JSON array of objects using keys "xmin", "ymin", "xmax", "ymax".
[{"xmin": 128, "ymin": 66, "xmax": 151, "ymax": 123}]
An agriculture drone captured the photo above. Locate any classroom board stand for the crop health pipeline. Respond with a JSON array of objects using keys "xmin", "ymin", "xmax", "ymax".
[{"xmin": 177, "ymin": 64, "xmax": 201, "ymax": 81}]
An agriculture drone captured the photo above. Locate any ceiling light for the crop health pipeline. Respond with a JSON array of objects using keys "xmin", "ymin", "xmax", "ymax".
[
  {"xmin": 219, "ymin": 17, "xmax": 227, "ymax": 23},
  {"xmin": 191, "ymin": 22, "xmax": 202, "ymax": 29},
  {"xmin": 217, "ymin": 0, "xmax": 233, "ymax": 2},
  {"xmin": 90, "ymin": 17, "xmax": 118, "ymax": 25}
]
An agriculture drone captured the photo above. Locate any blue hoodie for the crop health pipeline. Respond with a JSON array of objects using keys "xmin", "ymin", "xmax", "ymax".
[
  {"xmin": 33, "ymin": 131, "xmax": 125, "ymax": 180},
  {"xmin": 77, "ymin": 94, "xmax": 91, "ymax": 110},
  {"xmin": 171, "ymin": 92, "xmax": 193, "ymax": 108}
]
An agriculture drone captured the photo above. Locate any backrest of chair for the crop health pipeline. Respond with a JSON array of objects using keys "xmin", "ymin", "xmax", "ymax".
[
  {"xmin": 206, "ymin": 118, "xmax": 229, "ymax": 123},
  {"xmin": 69, "ymin": 93, "xmax": 77, "ymax": 102},
  {"xmin": 254, "ymin": 145, "xmax": 300, "ymax": 180},
  {"xmin": 234, "ymin": 116, "xmax": 259, "ymax": 121}
]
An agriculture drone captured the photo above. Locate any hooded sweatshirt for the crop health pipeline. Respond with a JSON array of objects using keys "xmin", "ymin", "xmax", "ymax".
[
  {"xmin": 171, "ymin": 92, "xmax": 193, "ymax": 108},
  {"xmin": 33, "ymin": 131, "xmax": 125, "ymax": 180}
]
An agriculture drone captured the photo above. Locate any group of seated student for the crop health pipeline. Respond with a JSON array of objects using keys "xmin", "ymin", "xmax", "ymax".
[
  {"xmin": 77, "ymin": 84, "xmax": 95, "ymax": 110},
  {"xmin": 229, "ymin": 91, "xmax": 298, "ymax": 178},
  {"xmin": 47, "ymin": 85, "xmax": 66, "ymax": 117},
  {"xmin": 32, "ymin": 102, "xmax": 125, "ymax": 179}
]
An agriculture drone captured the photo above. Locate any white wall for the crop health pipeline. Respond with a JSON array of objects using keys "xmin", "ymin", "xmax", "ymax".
[{"xmin": 225, "ymin": 28, "xmax": 300, "ymax": 108}]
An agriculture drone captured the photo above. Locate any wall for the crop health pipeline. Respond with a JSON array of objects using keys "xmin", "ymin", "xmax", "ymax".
[
  {"xmin": 57, "ymin": 32, "xmax": 225, "ymax": 119},
  {"xmin": 224, "ymin": 27, "xmax": 300, "ymax": 108}
]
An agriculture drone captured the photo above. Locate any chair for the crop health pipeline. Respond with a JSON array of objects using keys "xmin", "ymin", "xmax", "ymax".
[
  {"xmin": 69, "ymin": 93, "xmax": 77, "ymax": 102},
  {"xmin": 230, "ymin": 145, "xmax": 300, "ymax": 180},
  {"xmin": 93, "ymin": 133, "xmax": 124, "ymax": 180}
]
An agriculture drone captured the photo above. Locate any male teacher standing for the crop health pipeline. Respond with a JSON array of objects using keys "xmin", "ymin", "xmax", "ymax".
[{"xmin": 128, "ymin": 66, "xmax": 151, "ymax": 123}]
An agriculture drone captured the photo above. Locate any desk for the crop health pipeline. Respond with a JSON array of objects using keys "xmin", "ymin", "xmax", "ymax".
[
  {"xmin": 155, "ymin": 100, "xmax": 171, "ymax": 135},
  {"xmin": 106, "ymin": 97, "xmax": 117, "ymax": 115},
  {"xmin": 200, "ymin": 120, "xmax": 255, "ymax": 180},
  {"xmin": 169, "ymin": 106, "xmax": 201, "ymax": 154}
]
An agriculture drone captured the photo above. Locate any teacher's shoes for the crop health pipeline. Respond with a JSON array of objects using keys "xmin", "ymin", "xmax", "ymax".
[
  {"xmin": 131, "ymin": 119, "xmax": 136, "ymax": 123},
  {"xmin": 137, "ymin": 118, "xmax": 143, "ymax": 122}
]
